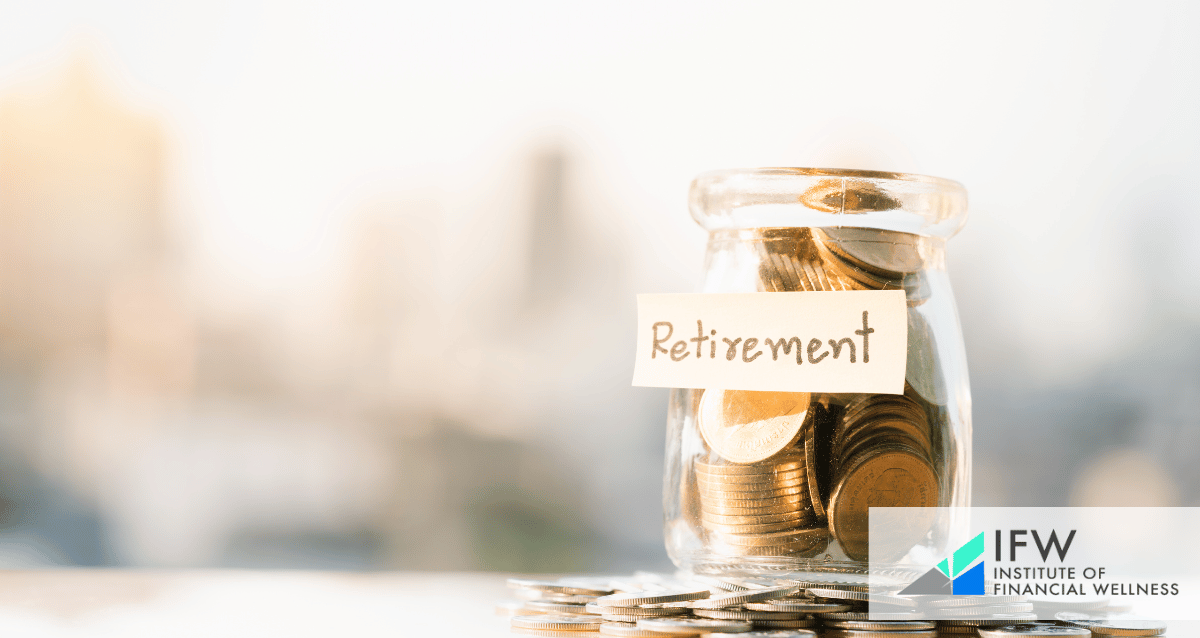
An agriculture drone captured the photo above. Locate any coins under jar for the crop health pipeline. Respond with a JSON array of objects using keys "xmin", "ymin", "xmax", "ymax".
[{"xmin": 691, "ymin": 227, "xmax": 946, "ymax": 562}]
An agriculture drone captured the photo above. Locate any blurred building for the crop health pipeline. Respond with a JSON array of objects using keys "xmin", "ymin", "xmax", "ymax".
[{"xmin": 0, "ymin": 52, "xmax": 667, "ymax": 571}]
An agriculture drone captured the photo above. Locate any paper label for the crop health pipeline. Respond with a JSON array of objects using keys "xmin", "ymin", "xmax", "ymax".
[{"xmin": 632, "ymin": 291, "xmax": 906, "ymax": 393}]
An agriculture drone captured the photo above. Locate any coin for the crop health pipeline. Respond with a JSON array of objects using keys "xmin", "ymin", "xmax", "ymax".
[
  {"xmin": 597, "ymin": 605, "xmax": 688, "ymax": 617},
  {"xmin": 698, "ymin": 390, "xmax": 811, "ymax": 463},
  {"xmin": 700, "ymin": 486, "xmax": 806, "ymax": 501},
  {"xmin": 693, "ymin": 608, "xmax": 803, "ymax": 621},
  {"xmin": 637, "ymin": 617, "xmax": 754, "ymax": 633},
  {"xmin": 905, "ymin": 309, "xmax": 946, "ymax": 405},
  {"xmin": 976, "ymin": 626, "xmax": 1092, "ymax": 636},
  {"xmin": 696, "ymin": 458, "xmax": 806, "ymax": 475},
  {"xmin": 790, "ymin": 580, "xmax": 868, "ymax": 593},
  {"xmin": 692, "ymin": 585, "xmax": 803, "ymax": 609},
  {"xmin": 953, "ymin": 603, "xmax": 1036, "ymax": 616},
  {"xmin": 700, "ymin": 502, "xmax": 811, "ymax": 516},
  {"xmin": 1056, "ymin": 614, "xmax": 1168, "ymax": 636},
  {"xmin": 701, "ymin": 519, "xmax": 817, "ymax": 535},
  {"xmin": 708, "ymin": 526, "xmax": 830, "ymax": 547},
  {"xmin": 826, "ymin": 620, "xmax": 936, "ymax": 631},
  {"xmin": 816, "ymin": 227, "xmax": 923, "ymax": 274},
  {"xmin": 941, "ymin": 616, "xmax": 1039, "ymax": 626},
  {"xmin": 701, "ymin": 511, "xmax": 812, "ymax": 525},
  {"xmin": 522, "ymin": 600, "xmax": 588, "ymax": 614},
  {"xmin": 717, "ymin": 632, "xmax": 816, "ymax": 638},
  {"xmin": 695, "ymin": 468, "xmax": 808, "ymax": 484},
  {"xmin": 937, "ymin": 626, "xmax": 982, "ymax": 635},
  {"xmin": 827, "ymin": 444, "xmax": 939, "ymax": 561},
  {"xmin": 513, "ymin": 628, "xmax": 604, "ymax": 637},
  {"xmin": 600, "ymin": 622, "xmax": 675, "ymax": 637},
  {"xmin": 507, "ymin": 578, "xmax": 614, "ymax": 596},
  {"xmin": 511, "ymin": 614, "xmax": 604, "ymax": 631},
  {"xmin": 707, "ymin": 539, "xmax": 828, "ymax": 557},
  {"xmin": 753, "ymin": 619, "xmax": 819, "ymax": 628},
  {"xmin": 595, "ymin": 589, "xmax": 711, "ymax": 607},
  {"xmin": 823, "ymin": 631, "xmax": 935, "ymax": 638},
  {"xmin": 746, "ymin": 601, "xmax": 853, "ymax": 614},
  {"xmin": 925, "ymin": 596, "xmax": 1028, "ymax": 609},
  {"xmin": 802, "ymin": 424, "xmax": 826, "ymax": 519},
  {"xmin": 800, "ymin": 179, "xmax": 901, "ymax": 214}
]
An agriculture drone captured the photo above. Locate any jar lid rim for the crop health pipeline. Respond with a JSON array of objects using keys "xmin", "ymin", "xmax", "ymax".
[
  {"xmin": 698, "ymin": 167, "xmax": 966, "ymax": 192},
  {"xmin": 690, "ymin": 167, "xmax": 968, "ymax": 238}
]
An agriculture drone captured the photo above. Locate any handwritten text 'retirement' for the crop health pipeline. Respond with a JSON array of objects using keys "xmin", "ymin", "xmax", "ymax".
[
  {"xmin": 650, "ymin": 312, "xmax": 875, "ymax": 366},
  {"xmin": 633, "ymin": 291, "xmax": 906, "ymax": 393}
]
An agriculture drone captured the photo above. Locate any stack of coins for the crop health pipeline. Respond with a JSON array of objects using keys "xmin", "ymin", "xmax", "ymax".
[
  {"xmin": 499, "ymin": 574, "xmax": 1169, "ymax": 637},
  {"xmin": 755, "ymin": 227, "xmax": 852, "ymax": 293},
  {"xmin": 694, "ymin": 388, "xmax": 830, "ymax": 557},
  {"xmin": 695, "ymin": 453, "xmax": 828, "ymax": 557},
  {"xmin": 812, "ymin": 226, "xmax": 930, "ymax": 306},
  {"xmin": 827, "ymin": 393, "xmax": 939, "ymax": 561}
]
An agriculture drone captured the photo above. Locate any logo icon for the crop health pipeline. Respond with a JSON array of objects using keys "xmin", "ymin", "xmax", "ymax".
[{"xmin": 899, "ymin": 532, "xmax": 985, "ymax": 595}]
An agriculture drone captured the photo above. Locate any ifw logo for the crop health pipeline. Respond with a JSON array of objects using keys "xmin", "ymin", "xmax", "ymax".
[{"xmin": 899, "ymin": 532, "xmax": 985, "ymax": 595}]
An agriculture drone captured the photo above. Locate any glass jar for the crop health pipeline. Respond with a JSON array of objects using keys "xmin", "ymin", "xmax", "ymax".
[{"xmin": 663, "ymin": 168, "xmax": 970, "ymax": 576}]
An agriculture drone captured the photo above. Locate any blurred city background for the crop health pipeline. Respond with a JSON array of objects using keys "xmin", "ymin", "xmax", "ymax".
[{"xmin": 0, "ymin": 1, "xmax": 1197, "ymax": 572}]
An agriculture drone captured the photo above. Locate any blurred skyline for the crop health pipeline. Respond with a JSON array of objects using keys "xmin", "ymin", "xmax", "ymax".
[{"xmin": 0, "ymin": 1, "xmax": 1198, "ymax": 571}]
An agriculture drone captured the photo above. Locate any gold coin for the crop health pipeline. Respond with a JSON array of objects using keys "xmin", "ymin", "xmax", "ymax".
[
  {"xmin": 698, "ymin": 390, "xmax": 811, "ymax": 464},
  {"xmin": 694, "ymin": 457, "xmax": 806, "ymax": 475},
  {"xmin": 708, "ymin": 526, "xmax": 829, "ymax": 547},
  {"xmin": 699, "ymin": 502, "xmax": 810, "ymax": 516},
  {"xmin": 701, "ymin": 511, "xmax": 810, "ymax": 526},
  {"xmin": 700, "ymin": 491, "xmax": 809, "ymax": 506},
  {"xmin": 701, "ymin": 519, "xmax": 813, "ymax": 534},
  {"xmin": 695, "ymin": 468, "xmax": 807, "ymax": 484},
  {"xmin": 837, "ymin": 428, "xmax": 931, "ymax": 470},
  {"xmin": 827, "ymin": 445, "xmax": 939, "ymax": 561},
  {"xmin": 906, "ymin": 309, "xmax": 946, "ymax": 405},
  {"xmin": 696, "ymin": 478, "xmax": 807, "ymax": 494},
  {"xmin": 698, "ymin": 483, "xmax": 808, "ymax": 498},
  {"xmin": 803, "ymin": 424, "xmax": 826, "ymax": 519},
  {"xmin": 708, "ymin": 536, "xmax": 828, "ymax": 557}
]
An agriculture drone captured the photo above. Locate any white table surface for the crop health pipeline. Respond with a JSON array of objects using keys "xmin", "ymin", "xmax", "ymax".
[{"xmin": 0, "ymin": 570, "xmax": 516, "ymax": 637}]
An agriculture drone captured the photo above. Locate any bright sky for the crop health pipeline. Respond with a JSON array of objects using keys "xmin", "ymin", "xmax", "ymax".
[{"xmin": 2, "ymin": 0, "xmax": 1199, "ymax": 380}]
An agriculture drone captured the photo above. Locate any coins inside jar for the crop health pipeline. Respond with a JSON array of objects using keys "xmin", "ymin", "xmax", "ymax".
[{"xmin": 692, "ymin": 226, "xmax": 946, "ymax": 561}]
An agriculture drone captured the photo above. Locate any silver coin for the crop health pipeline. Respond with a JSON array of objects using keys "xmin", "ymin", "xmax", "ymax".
[
  {"xmin": 637, "ymin": 617, "xmax": 754, "ymax": 633},
  {"xmin": 599, "ymin": 622, "xmax": 673, "ymax": 637},
  {"xmin": 905, "ymin": 309, "xmax": 946, "ymax": 405},
  {"xmin": 595, "ymin": 589, "xmax": 711, "ymax": 607},
  {"xmin": 1029, "ymin": 597, "xmax": 1109, "ymax": 611},
  {"xmin": 523, "ymin": 600, "xmax": 588, "ymax": 614},
  {"xmin": 825, "ymin": 620, "xmax": 936, "ymax": 631},
  {"xmin": 941, "ymin": 615, "xmax": 1040, "ymax": 626},
  {"xmin": 977, "ymin": 625, "xmax": 1092, "ymax": 636},
  {"xmin": 707, "ymin": 632, "xmax": 816, "ymax": 638},
  {"xmin": 814, "ymin": 611, "xmax": 868, "ymax": 620},
  {"xmin": 818, "ymin": 227, "xmax": 924, "ymax": 274},
  {"xmin": 511, "ymin": 614, "xmax": 604, "ymax": 631},
  {"xmin": 693, "ymin": 608, "xmax": 803, "ymax": 621},
  {"xmin": 692, "ymin": 585, "xmax": 802, "ymax": 609},
  {"xmin": 926, "ymin": 595, "xmax": 1028, "ymax": 608},
  {"xmin": 822, "ymin": 630, "xmax": 936, "ymax": 638},
  {"xmin": 952, "ymin": 603, "xmax": 1036, "ymax": 616},
  {"xmin": 807, "ymin": 588, "xmax": 917, "ymax": 609},
  {"xmin": 1057, "ymin": 613, "xmax": 1168, "ymax": 636},
  {"xmin": 789, "ymin": 581, "xmax": 868, "ymax": 593},
  {"xmin": 745, "ymin": 600, "xmax": 851, "ymax": 613},
  {"xmin": 752, "ymin": 618, "xmax": 819, "ymax": 628},
  {"xmin": 507, "ymin": 578, "xmax": 614, "ymax": 596}
]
